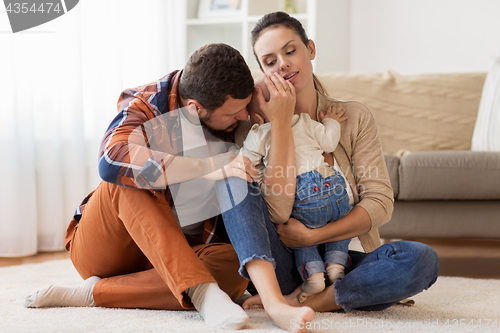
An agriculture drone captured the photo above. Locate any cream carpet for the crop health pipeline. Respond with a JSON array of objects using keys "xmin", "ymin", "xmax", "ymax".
[{"xmin": 1, "ymin": 259, "xmax": 499, "ymax": 333}]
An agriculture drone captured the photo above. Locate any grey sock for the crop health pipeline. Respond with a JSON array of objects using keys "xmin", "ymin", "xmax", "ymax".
[
  {"xmin": 326, "ymin": 263, "xmax": 345, "ymax": 284},
  {"xmin": 302, "ymin": 272, "xmax": 326, "ymax": 294}
]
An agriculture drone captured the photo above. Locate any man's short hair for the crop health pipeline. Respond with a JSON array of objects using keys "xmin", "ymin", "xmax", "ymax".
[{"xmin": 179, "ymin": 43, "xmax": 254, "ymax": 112}]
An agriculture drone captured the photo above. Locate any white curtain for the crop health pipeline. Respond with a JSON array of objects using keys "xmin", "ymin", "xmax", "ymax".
[{"xmin": 0, "ymin": 0, "xmax": 186, "ymax": 257}]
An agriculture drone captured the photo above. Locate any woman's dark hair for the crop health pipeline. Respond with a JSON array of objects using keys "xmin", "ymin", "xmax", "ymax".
[
  {"xmin": 251, "ymin": 11, "xmax": 327, "ymax": 95},
  {"xmin": 179, "ymin": 43, "xmax": 254, "ymax": 112}
]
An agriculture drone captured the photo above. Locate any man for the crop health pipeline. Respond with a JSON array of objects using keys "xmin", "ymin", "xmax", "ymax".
[{"xmin": 24, "ymin": 44, "xmax": 258, "ymax": 330}]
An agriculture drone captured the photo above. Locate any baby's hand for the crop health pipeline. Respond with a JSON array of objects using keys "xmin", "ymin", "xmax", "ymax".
[{"xmin": 319, "ymin": 104, "xmax": 348, "ymax": 124}]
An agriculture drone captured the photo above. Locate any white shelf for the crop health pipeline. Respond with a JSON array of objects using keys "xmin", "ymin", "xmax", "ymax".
[
  {"xmin": 187, "ymin": 17, "xmax": 245, "ymax": 26},
  {"xmin": 246, "ymin": 12, "xmax": 309, "ymax": 23},
  {"xmin": 187, "ymin": 12, "xmax": 309, "ymax": 26},
  {"xmin": 183, "ymin": 0, "xmax": 319, "ymax": 72}
]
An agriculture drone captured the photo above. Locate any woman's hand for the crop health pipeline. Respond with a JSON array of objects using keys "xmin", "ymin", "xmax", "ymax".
[
  {"xmin": 278, "ymin": 207, "xmax": 372, "ymax": 248},
  {"xmin": 203, "ymin": 152, "xmax": 257, "ymax": 183},
  {"xmin": 275, "ymin": 217, "xmax": 318, "ymax": 248},
  {"xmin": 254, "ymin": 72, "xmax": 296, "ymax": 126}
]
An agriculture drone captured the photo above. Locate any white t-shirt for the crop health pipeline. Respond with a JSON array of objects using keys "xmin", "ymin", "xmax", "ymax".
[{"xmin": 170, "ymin": 108, "xmax": 230, "ymax": 236}]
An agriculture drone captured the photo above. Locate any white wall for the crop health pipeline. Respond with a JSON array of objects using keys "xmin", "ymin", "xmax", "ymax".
[
  {"xmin": 314, "ymin": 0, "xmax": 351, "ymax": 73},
  {"xmin": 349, "ymin": 0, "xmax": 500, "ymax": 74}
]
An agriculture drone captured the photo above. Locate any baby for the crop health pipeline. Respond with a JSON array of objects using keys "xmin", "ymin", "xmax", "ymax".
[{"xmin": 237, "ymin": 78, "xmax": 353, "ymax": 302}]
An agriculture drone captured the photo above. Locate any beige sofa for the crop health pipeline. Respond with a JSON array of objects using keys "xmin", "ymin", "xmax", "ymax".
[{"xmin": 317, "ymin": 71, "xmax": 500, "ymax": 239}]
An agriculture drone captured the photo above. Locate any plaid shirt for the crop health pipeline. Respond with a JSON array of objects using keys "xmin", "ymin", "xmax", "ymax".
[{"xmin": 72, "ymin": 70, "xmax": 220, "ymax": 244}]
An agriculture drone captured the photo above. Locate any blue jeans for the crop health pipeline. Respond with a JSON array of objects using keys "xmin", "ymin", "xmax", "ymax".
[
  {"xmin": 292, "ymin": 169, "xmax": 352, "ymax": 280},
  {"xmin": 215, "ymin": 177, "xmax": 439, "ymax": 312}
]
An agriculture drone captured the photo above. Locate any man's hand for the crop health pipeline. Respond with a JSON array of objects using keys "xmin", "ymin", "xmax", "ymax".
[
  {"xmin": 203, "ymin": 152, "xmax": 258, "ymax": 183},
  {"xmin": 319, "ymin": 104, "xmax": 348, "ymax": 124}
]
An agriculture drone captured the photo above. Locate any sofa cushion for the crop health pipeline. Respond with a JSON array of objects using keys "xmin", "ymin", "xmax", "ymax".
[
  {"xmin": 379, "ymin": 200, "xmax": 500, "ymax": 239},
  {"xmin": 383, "ymin": 154, "xmax": 399, "ymax": 198},
  {"xmin": 317, "ymin": 71, "xmax": 486, "ymax": 154},
  {"xmin": 397, "ymin": 151, "xmax": 500, "ymax": 200},
  {"xmin": 472, "ymin": 57, "xmax": 500, "ymax": 151}
]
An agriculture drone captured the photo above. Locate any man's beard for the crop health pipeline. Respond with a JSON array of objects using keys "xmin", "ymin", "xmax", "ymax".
[{"xmin": 199, "ymin": 115, "xmax": 238, "ymax": 142}]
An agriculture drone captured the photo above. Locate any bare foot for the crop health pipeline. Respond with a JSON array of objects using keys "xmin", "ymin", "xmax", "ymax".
[
  {"xmin": 284, "ymin": 284, "xmax": 342, "ymax": 312},
  {"xmin": 283, "ymin": 285, "xmax": 308, "ymax": 307},
  {"xmin": 267, "ymin": 303, "xmax": 314, "ymax": 333},
  {"xmin": 243, "ymin": 294, "xmax": 314, "ymax": 332},
  {"xmin": 244, "ymin": 287, "xmax": 319, "ymax": 310},
  {"xmin": 242, "ymin": 294, "xmax": 263, "ymax": 309}
]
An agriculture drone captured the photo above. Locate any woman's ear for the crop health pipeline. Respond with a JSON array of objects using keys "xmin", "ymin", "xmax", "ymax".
[{"xmin": 307, "ymin": 39, "xmax": 316, "ymax": 61}]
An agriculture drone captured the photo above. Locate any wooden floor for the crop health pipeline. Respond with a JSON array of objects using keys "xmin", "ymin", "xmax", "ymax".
[
  {"xmin": 0, "ymin": 250, "xmax": 69, "ymax": 268},
  {"xmin": 417, "ymin": 239, "xmax": 500, "ymax": 279},
  {"xmin": 1, "ymin": 239, "xmax": 499, "ymax": 279}
]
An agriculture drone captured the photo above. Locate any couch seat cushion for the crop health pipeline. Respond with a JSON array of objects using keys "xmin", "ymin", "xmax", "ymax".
[{"xmin": 398, "ymin": 151, "xmax": 500, "ymax": 200}]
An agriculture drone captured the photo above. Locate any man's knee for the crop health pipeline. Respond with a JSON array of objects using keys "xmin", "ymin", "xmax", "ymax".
[
  {"xmin": 195, "ymin": 243, "xmax": 247, "ymax": 300},
  {"xmin": 195, "ymin": 243, "xmax": 240, "ymax": 271}
]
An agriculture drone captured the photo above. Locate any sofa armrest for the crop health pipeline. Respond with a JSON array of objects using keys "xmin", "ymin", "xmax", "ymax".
[
  {"xmin": 398, "ymin": 151, "xmax": 500, "ymax": 200},
  {"xmin": 383, "ymin": 154, "xmax": 399, "ymax": 199}
]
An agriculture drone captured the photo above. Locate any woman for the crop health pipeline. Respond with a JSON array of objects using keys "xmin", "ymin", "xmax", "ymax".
[{"xmin": 217, "ymin": 11, "xmax": 439, "ymax": 332}]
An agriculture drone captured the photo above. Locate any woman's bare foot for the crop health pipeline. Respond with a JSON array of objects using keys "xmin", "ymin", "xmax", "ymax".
[
  {"xmin": 243, "ymin": 260, "xmax": 317, "ymax": 332},
  {"xmin": 242, "ymin": 294, "xmax": 263, "ymax": 309},
  {"xmin": 244, "ymin": 284, "xmax": 342, "ymax": 313},
  {"xmin": 246, "ymin": 286, "xmax": 314, "ymax": 309},
  {"xmin": 267, "ymin": 303, "xmax": 314, "ymax": 333},
  {"xmin": 284, "ymin": 284, "xmax": 342, "ymax": 312},
  {"xmin": 243, "ymin": 294, "xmax": 314, "ymax": 332}
]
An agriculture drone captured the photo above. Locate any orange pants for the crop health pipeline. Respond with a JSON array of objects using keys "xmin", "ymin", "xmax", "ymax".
[{"xmin": 66, "ymin": 181, "xmax": 248, "ymax": 310}]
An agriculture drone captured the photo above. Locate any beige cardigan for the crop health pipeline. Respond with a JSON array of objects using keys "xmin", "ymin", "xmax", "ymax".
[{"xmin": 235, "ymin": 93, "xmax": 394, "ymax": 253}]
